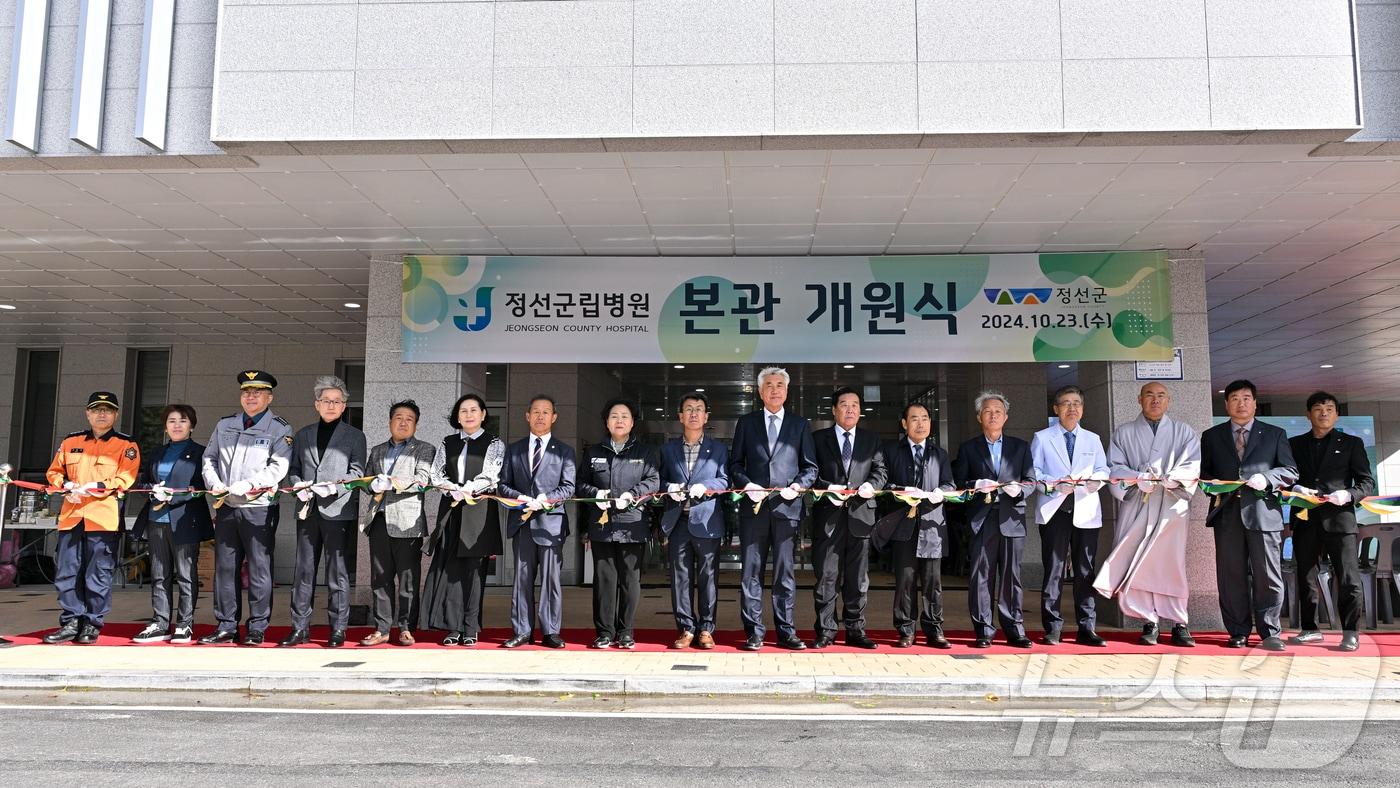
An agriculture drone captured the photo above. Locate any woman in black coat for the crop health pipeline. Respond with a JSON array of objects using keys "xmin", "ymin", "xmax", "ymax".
[
  {"xmin": 131, "ymin": 404, "xmax": 214, "ymax": 644},
  {"xmin": 577, "ymin": 398, "xmax": 660, "ymax": 649}
]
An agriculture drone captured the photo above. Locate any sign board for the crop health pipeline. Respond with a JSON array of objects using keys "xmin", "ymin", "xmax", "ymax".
[{"xmin": 1136, "ymin": 347, "xmax": 1184, "ymax": 380}]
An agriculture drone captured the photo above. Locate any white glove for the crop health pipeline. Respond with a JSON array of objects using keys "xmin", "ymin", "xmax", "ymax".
[
  {"xmin": 62, "ymin": 481, "xmax": 78, "ymax": 492},
  {"xmin": 525, "ymin": 495, "xmax": 548, "ymax": 512},
  {"xmin": 468, "ymin": 478, "xmax": 493, "ymax": 495},
  {"xmin": 1085, "ymin": 479, "xmax": 1104, "ymax": 493},
  {"xmin": 151, "ymin": 482, "xmax": 174, "ymax": 503},
  {"xmin": 974, "ymin": 479, "xmax": 999, "ymax": 494},
  {"xmin": 825, "ymin": 485, "xmax": 848, "ymax": 507},
  {"xmin": 667, "ymin": 482, "xmax": 685, "ymax": 502},
  {"xmin": 614, "ymin": 491, "xmax": 634, "ymax": 510},
  {"xmin": 595, "ymin": 489, "xmax": 611, "ymax": 511},
  {"xmin": 77, "ymin": 481, "xmax": 104, "ymax": 496},
  {"xmin": 857, "ymin": 482, "xmax": 876, "ymax": 499},
  {"xmin": 1135, "ymin": 478, "xmax": 1158, "ymax": 494},
  {"xmin": 1246, "ymin": 473, "xmax": 1268, "ymax": 491},
  {"xmin": 1002, "ymin": 482, "xmax": 1023, "ymax": 498},
  {"xmin": 1292, "ymin": 485, "xmax": 1318, "ymax": 497},
  {"xmin": 1326, "ymin": 489, "xmax": 1353, "ymax": 506},
  {"xmin": 779, "ymin": 483, "xmax": 801, "ymax": 501},
  {"xmin": 311, "ymin": 482, "xmax": 339, "ymax": 498},
  {"xmin": 1054, "ymin": 481, "xmax": 1075, "ymax": 495},
  {"xmin": 209, "ymin": 482, "xmax": 228, "ymax": 496},
  {"xmin": 226, "ymin": 480, "xmax": 253, "ymax": 498},
  {"xmin": 447, "ymin": 484, "xmax": 471, "ymax": 504},
  {"xmin": 370, "ymin": 474, "xmax": 393, "ymax": 494},
  {"xmin": 295, "ymin": 486, "xmax": 315, "ymax": 502},
  {"xmin": 688, "ymin": 483, "xmax": 707, "ymax": 500},
  {"xmin": 744, "ymin": 482, "xmax": 766, "ymax": 503},
  {"xmin": 1161, "ymin": 478, "xmax": 1181, "ymax": 490},
  {"xmin": 901, "ymin": 485, "xmax": 926, "ymax": 500},
  {"xmin": 61, "ymin": 480, "xmax": 81, "ymax": 504}
]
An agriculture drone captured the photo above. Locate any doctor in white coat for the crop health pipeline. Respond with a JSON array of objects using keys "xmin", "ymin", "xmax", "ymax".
[{"xmin": 1031, "ymin": 385, "xmax": 1110, "ymax": 646}]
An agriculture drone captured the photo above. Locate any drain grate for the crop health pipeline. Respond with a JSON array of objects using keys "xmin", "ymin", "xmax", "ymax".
[
  {"xmin": 323, "ymin": 661, "xmax": 365, "ymax": 668},
  {"xmin": 671, "ymin": 664, "xmax": 708, "ymax": 671},
  {"xmin": 951, "ymin": 654, "xmax": 984, "ymax": 660}
]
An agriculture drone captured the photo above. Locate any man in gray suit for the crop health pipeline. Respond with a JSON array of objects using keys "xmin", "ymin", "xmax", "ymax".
[
  {"xmin": 499, "ymin": 394, "xmax": 576, "ymax": 649},
  {"xmin": 359, "ymin": 399, "xmax": 437, "ymax": 647},
  {"xmin": 1201, "ymin": 379, "xmax": 1298, "ymax": 651},
  {"xmin": 280, "ymin": 375, "xmax": 367, "ymax": 648}
]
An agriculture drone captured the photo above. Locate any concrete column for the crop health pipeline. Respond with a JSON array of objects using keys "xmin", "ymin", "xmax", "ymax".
[{"xmin": 1081, "ymin": 250, "xmax": 1219, "ymax": 628}]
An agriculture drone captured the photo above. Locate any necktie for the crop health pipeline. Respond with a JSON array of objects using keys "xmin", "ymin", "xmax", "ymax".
[
  {"xmin": 1235, "ymin": 427, "xmax": 1247, "ymax": 461},
  {"xmin": 841, "ymin": 431, "xmax": 853, "ymax": 471},
  {"xmin": 767, "ymin": 414, "xmax": 779, "ymax": 452},
  {"xmin": 531, "ymin": 437, "xmax": 543, "ymax": 475},
  {"xmin": 243, "ymin": 415, "xmax": 253, "ymax": 430},
  {"xmin": 1064, "ymin": 430, "xmax": 1076, "ymax": 460},
  {"xmin": 913, "ymin": 443, "xmax": 925, "ymax": 479}
]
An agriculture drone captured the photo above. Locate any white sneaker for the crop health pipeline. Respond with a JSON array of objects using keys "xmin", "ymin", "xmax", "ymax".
[
  {"xmin": 169, "ymin": 626, "xmax": 193, "ymax": 644},
  {"xmin": 133, "ymin": 623, "xmax": 170, "ymax": 643}
]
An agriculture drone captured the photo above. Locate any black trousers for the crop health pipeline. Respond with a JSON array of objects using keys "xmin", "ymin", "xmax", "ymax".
[
  {"xmin": 1212, "ymin": 514, "xmax": 1284, "ymax": 640},
  {"xmin": 1294, "ymin": 526, "xmax": 1362, "ymax": 632},
  {"xmin": 668, "ymin": 527, "xmax": 719, "ymax": 634},
  {"xmin": 289, "ymin": 510, "xmax": 352, "ymax": 631},
  {"xmin": 891, "ymin": 539, "xmax": 943, "ymax": 637},
  {"xmin": 213, "ymin": 505, "xmax": 277, "ymax": 634},
  {"xmin": 592, "ymin": 541, "xmax": 644, "ymax": 639},
  {"xmin": 812, "ymin": 525, "xmax": 870, "ymax": 637},
  {"xmin": 54, "ymin": 526, "xmax": 118, "ymax": 628},
  {"xmin": 967, "ymin": 525, "xmax": 1025, "ymax": 640},
  {"xmin": 147, "ymin": 522, "xmax": 200, "ymax": 629},
  {"xmin": 368, "ymin": 515, "xmax": 423, "ymax": 633},
  {"xmin": 1039, "ymin": 507, "xmax": 1098, "ymax": 634}
]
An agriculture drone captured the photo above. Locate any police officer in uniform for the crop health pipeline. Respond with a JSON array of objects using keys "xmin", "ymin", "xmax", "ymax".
[
  {"xmin": 199, "ymin": 370, "xmax": 294, "ymax": 645},
  {"xmin": 41, "ymin": 392, "xmax": 141, "ymax": 644}
]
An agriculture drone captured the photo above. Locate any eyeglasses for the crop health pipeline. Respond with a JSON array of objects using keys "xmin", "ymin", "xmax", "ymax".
[
  {"xmin": 317, "ymin": 398, "xmax": 347, "ymax": 407},
  {"xmin": 681, "ymin": 407, "xmax": 708, "ymax": 415}
]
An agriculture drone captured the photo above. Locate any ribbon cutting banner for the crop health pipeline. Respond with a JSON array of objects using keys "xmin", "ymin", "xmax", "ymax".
[
  {"xmin": 6, "ymin": 474, "xmax": 1393, "ymax": 523},
  {"xmin": 400, "ymin": 251, "xmax": 1175, "ymax": 364}
]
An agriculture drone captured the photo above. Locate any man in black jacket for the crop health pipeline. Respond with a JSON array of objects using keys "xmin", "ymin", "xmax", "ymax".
[{"xmin": 1287, "ymin": 390, "xmax": 1375, "ymax": 652}]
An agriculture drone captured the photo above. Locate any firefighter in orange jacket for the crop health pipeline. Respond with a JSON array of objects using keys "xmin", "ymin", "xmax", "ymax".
[{"xmin": 41, "ymin": 391, "xmax": 141, "ymax": 644}]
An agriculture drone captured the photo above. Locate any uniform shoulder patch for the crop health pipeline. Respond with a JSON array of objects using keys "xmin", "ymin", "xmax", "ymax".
[
  {"xmin": 284, "ymin": 435, "xmax": 294, "ymax": 446},
  {"xmin": 273, "ymin": 415, "xmax": 291, "ymax": 426},
  {"xmin": 65, "ymin": 429, "xmax": 87, "ymax": 438},
  {"xmin": 113, "ymin": 431, "xmax": 133, "ymax": 441},
  {"xmin": 123, "ymin": 446, "xmax": 138, "ymax": 460}
]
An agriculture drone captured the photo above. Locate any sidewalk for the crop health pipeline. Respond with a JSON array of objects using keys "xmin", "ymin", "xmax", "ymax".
[{"xmin": 3, "ymin": 586, "xmax": 1398, "ymax": 703}]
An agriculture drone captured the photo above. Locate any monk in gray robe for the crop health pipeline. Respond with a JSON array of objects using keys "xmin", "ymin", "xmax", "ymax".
[{"xmin": 1092, "ymin": 382, "xmax": 1201, "ymax": 648}]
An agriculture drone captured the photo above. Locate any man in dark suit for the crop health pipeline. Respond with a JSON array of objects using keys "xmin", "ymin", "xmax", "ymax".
[
  {"xmin": 874, "ymin": 401, "xmax": 955, "ymax": 648},
  {"xmin": 1201, "ymin": 379, "xmax": 1298, "ymax": 651},
  {"xmin": 498, "ymin": 394, "xmax": 577, "ymax": 649},
  {"xmin": 1287, "ymin": 390, "xmax": 1375, "ymax": 652},
  {"xmin": 728, "ymin": 366, "xmax": 819, "ymax": 651},
  {"xmin": 659, "ymin": 391, "xmax": 729, "ymax": 650},
  {"xmin": 952, "ymin": 390, "xmax": 1035, "ymax": 648},
  {"xmin": 810, "ymin": 386, "xmax": 887, "ymax": 649}
]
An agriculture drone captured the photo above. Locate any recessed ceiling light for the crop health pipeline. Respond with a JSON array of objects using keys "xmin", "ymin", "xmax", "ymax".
[
  {"xmin": 1320, "ymin": 364, "xmax": 1334, "ymax": 369},
  {"xmin": 673, "ymin": 364, "xmax": 685, "ymax": 369},
  {"xmin": 0, "ymin": 304, "xmax": 15, "ymax": 310},
  {"xmin": 842, "ymin": 364, "xmax": 855, "ymax": 369},
  {"xmin": 694, "ymin": 387, "xmax": 705, "ymax": 392},
  {"xmin": 1218, "ymin": 389, "xmax": 1225, "ymax": 394},
  {"xmin": 654, "ymin": 407, "xmax": 663, "ymax": 412},
  {"xmin": 1057, "ymin": 364, "xmax": 1070, "ymax": 369},
  {"xmin": 344, "ymin": 302, "xmax": 361, "ymax": 309}
]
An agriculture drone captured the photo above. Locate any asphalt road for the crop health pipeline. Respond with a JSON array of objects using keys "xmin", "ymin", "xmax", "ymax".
[{"xmin": 0, "ymin": 697, "xmax": 1395, "ymax": 786}]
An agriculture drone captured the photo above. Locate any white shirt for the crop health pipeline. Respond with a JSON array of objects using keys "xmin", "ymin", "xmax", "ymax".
[
  {"xmin": 529, "ymin": 432, "xmax": 552, "ymax": 471},
  {"xmin": 763, "ymin": 407, "xmax": 784, "ymax": 439},
  {"xmin": 455, "ymin": 427, "xmax": 486, "ymax": 482}
]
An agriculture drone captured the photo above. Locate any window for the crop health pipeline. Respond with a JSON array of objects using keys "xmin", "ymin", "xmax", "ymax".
[
  {"xmin": 12, "ymin": 349, "xmax": 60, "ymax": 479},
  {"xmin": 125, "ymin": 348, "xmax": 170, "ymax": 461},
  {"xmin": 336, "ymin": 360, "xmax": 365, "ymax": 429}
]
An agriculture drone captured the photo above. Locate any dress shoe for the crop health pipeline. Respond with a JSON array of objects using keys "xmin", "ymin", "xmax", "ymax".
[
  {"xmin": 895, "ymin": 633, "xmax": 915, "ymax": 648},
  {"xmin": 327, "ymin": 630, "xmax": 346, "ymax": 648},
  {"xmin": 1260, "ymin": 636, "xmax": 1286, "ymax": 652},
  {"xmin": 925, "ymin": 631, "xmax": 951, "ymax": 650},
  {"xmin": 1170, "ymin": 624, "xmax": 1196, "ymax": 648},
  {"xmin": 199, "ymin": 629, "xmax": 238, "ymax": 645},
  {"xmin": 1075, "ymin": 629, "xmax": 1106, "ymax": 647},
  {"xmin": 1340, "ymin": 632, "xmax": 1360, "ymax": 652},
  {"xmin": 242, "ymin": 630, "xmax": 265, "ymax": 646},
  {"xmin": 590, "ymin": 635, "xmax": 613, "ymax": 649},
  {"xmin": 671, "ymin": 631, "xmax": 694, "ymax": 649},
  {"xmin": 740, "ymin": 634, "xmax": 764, "ymax": 651},
  {"xmin": 396, "ymin": 630, "xmax": 415, "ymax": 647},
  {"xmin": 1226, "ymin": 635, "xmax": 1249, "ymax": 648},
  {"xmin": 972, "ymin": 637, "xmax": 992, "ymax": 649},
  {"xmin": 1006, "ymin": 635, "xmax": 1033, "ymax": 649},
  {"xmin": 1137, "ymin": 622, "xmax": 1159, "ymax": 646},
  {"xmin": 1288, "ymin": 630, "xmax": 1323, "ymax": 645},
  {"xmin": 696, "ymin": 631, "xmax": 715, "ymax": 650},
  {"xmin": 847, "ymin": 633, "xmax": 878, "ymax": 650},
  {"xmin": 616, "ymin": 635, "xmax": 636, "ymax": 650},
  {"xmin": 776, "ymin": 633, "xmax": 807, "ymax": 651},
  {"xmin": 42, "ymin": 622, "xmax": 80, "ymax": 644},
  {"xmin": 501, "ymin": 633, "xmax": 531, "ymax": 649},
  {"xmin": 440, "ymin": 631, "xmax": 462, "ymax": 647},
  {"xmin": 360, "ymin": 631, "xmax": 391, "ymax": 647},
  {"xmin": 811, "ymin": 633, "xmax": 835, "ymax": 649},
  {"xmin": 75, "ymin": 624, "xmax": 101, "ymax": 645},
  {"xmin": 1042, "ymin": 630, "xmax": 1061, "ymax": 646},
  {"xmin": 542, "ymin": 633, "xmax": 566, "ymax": 649},
  {"xmin": 278, "ymin": 630, "xmax": 310, "ymax": 648}
]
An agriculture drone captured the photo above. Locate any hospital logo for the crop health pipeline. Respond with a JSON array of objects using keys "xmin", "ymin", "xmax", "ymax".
[
  {"xmin": 453, "ymin": 287, "xmax": 494, "ymax": 332},
  {"xmin": 983, "ymin": 288, "xmax": 1052, "ymax": 305}
]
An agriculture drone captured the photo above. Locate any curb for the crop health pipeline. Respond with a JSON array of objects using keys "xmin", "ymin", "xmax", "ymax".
[{"xmin": 1, "ymin": 670, "xmax": 1396, "ymax": 701}]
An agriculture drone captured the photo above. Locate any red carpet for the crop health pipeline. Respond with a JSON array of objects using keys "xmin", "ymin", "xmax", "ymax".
[{"xmin": 8, "ymin": 623, "xmax": 1396, "ymax": 656}]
